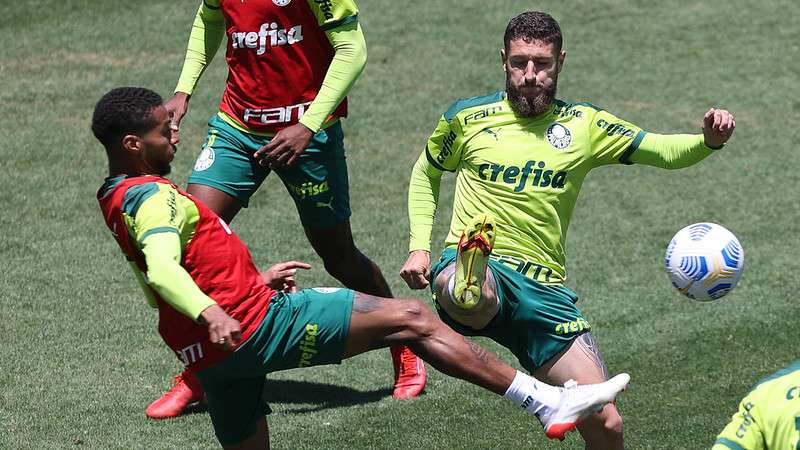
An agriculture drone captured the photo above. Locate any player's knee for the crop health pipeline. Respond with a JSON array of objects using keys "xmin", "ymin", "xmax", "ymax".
[
  {"xmin": 398, "ymin": 300, "xmax": 437, "ymax": 340},
  {"xmin": 605, "ymin": 411, "xmax": 623, "ymax": 435},
  {"xmin": 599, "ymin": 407, "xmax": 624, "ymax": 438},
  {"xmin": 579, "ymin": 406, "xmax": 623, "ymax": 446}
]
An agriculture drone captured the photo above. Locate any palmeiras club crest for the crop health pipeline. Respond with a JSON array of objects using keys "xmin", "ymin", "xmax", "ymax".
[{"xmin": 546, "ymin": 123, "xmax": 572, "ymax": 149}]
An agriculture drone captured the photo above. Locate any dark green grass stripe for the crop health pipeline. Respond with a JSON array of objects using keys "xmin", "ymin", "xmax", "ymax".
[{"xmin": 203, "ymin": 0, "xmax": 220, "ymax": 10}]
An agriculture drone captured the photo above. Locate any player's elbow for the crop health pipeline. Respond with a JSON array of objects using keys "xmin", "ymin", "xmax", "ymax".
[
  {"xmin": 144, "ymin": 268, "xmax": 170, "ymax": 293},
  {"xmin": 353, "ymin": 43, "xmax": 367, "ymax": 74}
]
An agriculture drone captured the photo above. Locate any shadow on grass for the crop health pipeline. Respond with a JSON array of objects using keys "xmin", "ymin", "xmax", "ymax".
[
  {"xmin": 263, "ymin": 379, "xmax": 393, "ymax": 414},
  {"xmin": 178, "ymin": 379, "xmax": 394, "ymax": 417}
]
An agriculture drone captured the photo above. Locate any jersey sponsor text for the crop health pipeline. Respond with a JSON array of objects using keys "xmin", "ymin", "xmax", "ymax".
[{"xmin": 230, "ymin": 23, "xmax": 304, "ymax": 55}]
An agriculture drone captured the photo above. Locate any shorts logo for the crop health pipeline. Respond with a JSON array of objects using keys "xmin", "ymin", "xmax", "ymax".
[
  {"xmin": 311, "ymin": 287, "xmax": 341, "ymax": 294},
  {"xmin": 298, "ymin": 323, "xmax": 319, "ymax": 367},
  {"xmin": 194, "ymin": 146, "xmax": 215, "ymax": 172},
  {"xmin": 286, "ymin": 180, "xmax": 330, "ymax": 200},
  {"xmin": 273, "ymin": 0, "xmax": 291, "ymax": 5},
  {"xmin": 554, "ymin": 318, "xmax": 590, "ymax": 335},
  {"xmin": 546, "ymin": 123, "xmax": 572, "ymax": 149},
  {"xmin": 176, "ymin": 342, "xmax": 204, "ymax": 367}
]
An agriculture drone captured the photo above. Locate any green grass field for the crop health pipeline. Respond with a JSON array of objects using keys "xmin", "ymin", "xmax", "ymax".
[{"xmin": 3, "ymin": 0, "xmax": 799, "ymax": 448}]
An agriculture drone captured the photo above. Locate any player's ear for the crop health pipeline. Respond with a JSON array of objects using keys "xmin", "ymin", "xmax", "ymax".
[
  {"xmin": 557, "ymin": 51, "xmax": 566, "ymax": 73},
  {"xmin": 500, "ymin": 48, "xmax": 507, "ymax": 69},
  {"xmin": 120, "ymin": 134, "xmax": 143, "ymax": 155}
]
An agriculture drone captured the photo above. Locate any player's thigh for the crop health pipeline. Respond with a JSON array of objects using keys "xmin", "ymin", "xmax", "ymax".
[
  {"xmin": 344, "ymin": 292, "xmax": 433, "ymax": 358},
  {"xmin": 193, "ymin": 371, "xmax": 271, "ymax": 448},
  {"xmin": 187, "ymin": 115, "xmax": 270, "ymax": 211},
  {"xmin": 274, "ymin": 122, "xmax": 350, "ymax": 229},
  {"xmin": 532, "ymin": 332, "xmax": 609, "ymax": 385}
]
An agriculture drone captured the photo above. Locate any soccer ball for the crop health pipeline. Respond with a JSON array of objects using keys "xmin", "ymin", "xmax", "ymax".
[{"xmin": 664, "ymin": 223, "xmax": 744, "ymax": 301}]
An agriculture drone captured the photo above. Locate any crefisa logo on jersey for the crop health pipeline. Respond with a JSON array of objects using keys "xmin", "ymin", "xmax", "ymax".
[
  {"xmin": 194, "ymin": 146, "xmax": 215, "ymax": 171},
  {"xmin": 546, "ymin": 123, "xmax": 572, "ymax": 149},
  {"xmin": 272, "ymin": 0, "xmax": 291, "ymax": 6}
]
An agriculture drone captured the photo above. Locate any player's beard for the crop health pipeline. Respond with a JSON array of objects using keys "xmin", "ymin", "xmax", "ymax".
[{"xmin": 506, "ymin": 74, "xmax": 558, "ymax": 117}]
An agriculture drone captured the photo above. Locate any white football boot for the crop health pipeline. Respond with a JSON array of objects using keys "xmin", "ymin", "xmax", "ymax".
[{"xmin": 539, "ymin": 373, "xmax": 630, "ymax": 440}]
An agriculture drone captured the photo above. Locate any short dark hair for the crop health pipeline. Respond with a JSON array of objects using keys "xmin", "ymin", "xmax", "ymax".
[
  {"xmin": 91, "ymin": 87, "xmax": 163, "ymax": 149},
  {"xmin": 504, "ymin": 11, "xmax": 563, "ymax": 53}
]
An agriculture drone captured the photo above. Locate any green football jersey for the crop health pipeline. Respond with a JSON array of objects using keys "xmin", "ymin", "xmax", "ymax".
[
  {"xmin": 713, "ymin": 361, "xmax": 800, "ymax": 450},
  {"xmin": 424, "ymin": 91, "xmax": 645, "ymax": 284}
]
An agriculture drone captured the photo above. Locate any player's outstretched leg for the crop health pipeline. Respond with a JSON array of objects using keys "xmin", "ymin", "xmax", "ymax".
[
  {"xmin": 145, "ymin": 369, "xmax": 205, "ymax": 419},
  {"xmin": 305, "ymin": 221, "xmax": 426, "ymax": 400},
  {"xmin": 344, "ymin": 292, "xmax": 629, "ymax": 439},
  {"xmin": 454, "ymin": 213, "xmax": 496, "ymax": 308}
]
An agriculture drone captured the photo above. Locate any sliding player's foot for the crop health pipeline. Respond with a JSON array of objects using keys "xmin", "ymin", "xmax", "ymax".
[
  {"xmin": 145, "ymin": 370, "xmax": 205, "ymax": 419},
  {"xmin": 540, "ymin": 373, "xmax": 630, "ymax": 440},
  {"xmin": 391, "ymin": 345, "xmax": 427, "ymax": 399}
]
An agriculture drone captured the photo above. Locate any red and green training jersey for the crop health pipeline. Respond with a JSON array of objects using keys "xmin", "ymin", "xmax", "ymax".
[
  {"xmin": 97, "ymin": 175, "xmax": 274, "ymax": 371},
  {"xmin": 215, "ymin": 0, "xmax": 359, "ymax": 132}
]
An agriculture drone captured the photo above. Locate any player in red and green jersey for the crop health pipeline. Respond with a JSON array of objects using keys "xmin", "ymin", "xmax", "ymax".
[
  {"xmin": 400, "ymin": 12, "xmax": 735, "ymax": 448},
  {"xmin": 91, "ymin": 86, "xmax": 631, "ymax": 448},
  {"xmin": 713, "ymin": 360, "xmax": 800, "ymax": 450},
  {"xmin": 157, "ymin": 0, "xmax": 425, "ymax": 416}
]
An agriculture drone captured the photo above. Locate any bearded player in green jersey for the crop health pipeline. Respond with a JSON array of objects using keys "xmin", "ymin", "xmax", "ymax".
[{"xmin": 400, "ymin": 11, "xmax": 735, "ymax": 448}]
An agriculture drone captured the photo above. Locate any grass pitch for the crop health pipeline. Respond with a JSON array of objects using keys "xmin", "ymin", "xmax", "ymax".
[{"xmin": 2, "ymin": 0, "xmax": 799, "ymax": 448}]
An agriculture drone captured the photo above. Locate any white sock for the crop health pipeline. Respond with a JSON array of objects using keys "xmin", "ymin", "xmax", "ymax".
[{"xmin": 503, "ymin": 370, "xmax": 561, "ymax": 416}]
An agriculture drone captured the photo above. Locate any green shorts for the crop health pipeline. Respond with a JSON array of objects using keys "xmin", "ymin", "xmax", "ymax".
[
  {"xmin": 194, "ymin": 288, "xmax": 354, "ymax": 445},
  {"xmin": 188, "ymin": 114, "xmax": 351, "ymax": 228},
  {"xmin": 430, "ymin": 248, "xmax": 589, "ymax": 372}
]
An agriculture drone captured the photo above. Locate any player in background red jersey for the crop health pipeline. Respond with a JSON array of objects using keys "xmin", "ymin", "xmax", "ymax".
[{"xmin": 153, "ymin": 0, "xmax": 425, "ymax": 417}]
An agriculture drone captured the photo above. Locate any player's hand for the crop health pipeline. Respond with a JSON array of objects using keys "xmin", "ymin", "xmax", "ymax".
[
  {"xmin": 702, "ymin": 108, "xmax": 735, "ymax": 149},
  {"xmin": 199, "ymin": 304, "xmax": 241, "ymax": 351},
  {"xmin": 261, "ymin": 261, "xmax": 311, "ymax": 293},
  {"xmin": 254, "ymin": 123, "xmax": 314, "ymax": 169},
  {"xmin": 400, "ymin": 250, "xmax": 431, "ymax": 289},
  {"xmin": 164, "ymin": 92, "xmax": 191, "ymax": 145}
]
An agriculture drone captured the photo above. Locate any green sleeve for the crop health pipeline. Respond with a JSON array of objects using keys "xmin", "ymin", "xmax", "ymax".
[
  {"xmin": 408, "ymin": 151, "xmax": 444, "ymax": 252},
  {"xmin": 305, "ymin": 0, "xmax": 359, "ymax": 30},
  {"xmin": 299, "ymin": 21, "xmax": 367, "ymax": 133},
  {"xmin": 126, "ymin": 184, "xmax": 216, "ymax": 321},
  {"xmin": 587, "ymin": 107, "xmax": 645, "ymax": 166},
  {"xmin": 424, "ymin": 114, "xmax": 465, "ymax": 172},
  {"xmin": 174, "ymin": 1, "xmax": 225, "ymax": 95},
  {"xmin": 140, "ymin": 233, "xmax": 216, "ymax": 321},
  {"xmin": 627, "ymin": 133, "xmax": 716, "ymax": 169},
  {"xmin": 128, "ymin": 261, "xmax": 158, "ymax": 309}
]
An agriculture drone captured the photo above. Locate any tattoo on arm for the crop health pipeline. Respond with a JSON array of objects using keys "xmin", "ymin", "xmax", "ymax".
[
  {"xmin": 352, "ymin": 292, "xmax": 385, "ymax": 313},
  {"xmin": 576, "ymin": 333, "xmax": 610, "ymax": 380},
  {"xmin": 464, "ymin": 336, "xmax": 492, "ymax": 365}
]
